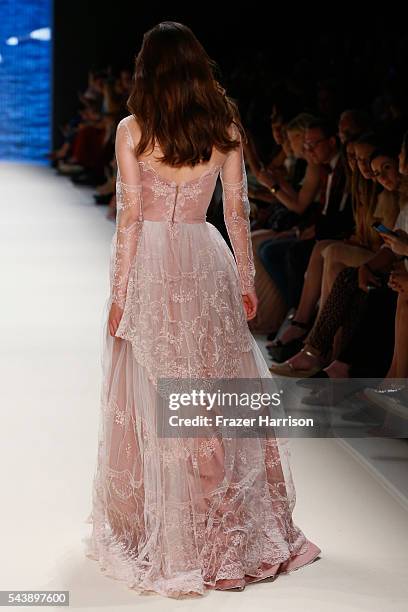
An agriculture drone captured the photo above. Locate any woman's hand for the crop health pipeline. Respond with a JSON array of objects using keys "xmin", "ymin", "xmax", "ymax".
[
  {"xmin": 242, "ymin": 291, "xmax": 258, "ymax": 321},
  {"xmin": 388, "ymin": 270, "xmax": 408, "ymax": 294},
  {"xmin": 108, "ymin": 303, "xmax": 124, "ymax": 337},
  {"xmin": 254, "ymin": 170, "xmax": 272, "ymax": 189},
  {"xmin": 380, "ymin": 229, "xmax": 408, "ymax": 256},
  {"xmin": 358, "ymin": 263, "xmax": 381, "ymax": 292},
  {"xmin": 255, "ymin": 167, "xmax": 279, "ymax": 189}
]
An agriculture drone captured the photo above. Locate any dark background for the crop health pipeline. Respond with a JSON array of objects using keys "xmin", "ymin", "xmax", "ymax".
[
  {"xmin": 52, "ymin": 4, "xmax": 408, "ymax": 148},
  {"xmin": 52, "ymin": 3, "xmax": 258, "ymax": 145}
]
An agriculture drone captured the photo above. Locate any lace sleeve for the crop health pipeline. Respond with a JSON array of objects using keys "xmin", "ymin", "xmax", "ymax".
[
  {"xmin": 220, "ymin": 125, "xmax": 256, "ymax": 294},
  {"xmin": 111, "ymin": 117, "xmax": 143, "ymax": 310}
]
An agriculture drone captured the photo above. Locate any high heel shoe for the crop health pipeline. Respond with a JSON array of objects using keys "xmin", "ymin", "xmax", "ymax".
[
  {"xmin": 268, "ymin": 319, "xmax": 310, "ymax": 363},
  {"xmin": 269, "ymin": 346, "xmax": 326, "ymax": 378}
]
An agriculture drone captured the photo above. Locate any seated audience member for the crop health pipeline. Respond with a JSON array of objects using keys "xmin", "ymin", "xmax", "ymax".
[
  {"xmin": 245, "ymin": 104, "xmax": 291, "ymax": 205},
  {"xmin": 320, "ymin": 144, "xmax": 401, "ymax": 303},
  {"xmin": 248, "ymin": 113, "xmax": 320, "ymax": 334},
  {"xmin": 261, "ymin": 117, "xmax": 353, "ymax": 318},
  {"xmin": 267, "ymin": 131, "xmax": 388, "ymax": 360},
  {"xmin": 338, "ymin": 109, "xmax": 372, "ymax": 144},
  {"xmin": 269, "ymin": 132, "xmax": 408, "ymax": 380},
  {"xmin": 362, "ymin": 130, "xmax": 408, "ymax": 415}
]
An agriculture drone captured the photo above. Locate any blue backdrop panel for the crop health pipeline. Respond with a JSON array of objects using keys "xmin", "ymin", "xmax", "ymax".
[{"xmin": 0, "ymin": 0, "xmax": 51, "ymax": 163}]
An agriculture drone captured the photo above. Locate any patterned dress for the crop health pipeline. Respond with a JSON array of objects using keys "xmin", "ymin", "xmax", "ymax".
[{"xmin": 83, "ymin": 115, "xmax": 321, "ymax": 598}]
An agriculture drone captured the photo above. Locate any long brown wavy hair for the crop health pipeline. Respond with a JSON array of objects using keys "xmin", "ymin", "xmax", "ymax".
[
  {"xmin": 127, "ymin": 21, "xmax": 245, "ymax": 167},
  {"xmin": 349, "ymin": 132, "xmax": 380, "ymax": 249}
]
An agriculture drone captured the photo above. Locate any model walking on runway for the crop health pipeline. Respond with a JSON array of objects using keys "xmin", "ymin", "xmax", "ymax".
[{"xmin": 84, "ymin": 20, "xmax": 321, "ymax": 598}]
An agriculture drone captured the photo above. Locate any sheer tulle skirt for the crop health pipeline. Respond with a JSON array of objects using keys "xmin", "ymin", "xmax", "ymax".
[{"xmin": 83, "ymin": 221, "xmax": 321, "ymax": 598}]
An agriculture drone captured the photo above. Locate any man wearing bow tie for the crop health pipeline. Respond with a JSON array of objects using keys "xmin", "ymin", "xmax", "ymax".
[
  {"xmin": 303, "ymin": 118, "xmax": 351, "ymax": 235},
  {"xmin": 281, "ymin": 118, "xmax": 354, "ymax": 308},
  {"xmin": 257, "ymin": 117, "xmax": 354, "ymax": 310}
]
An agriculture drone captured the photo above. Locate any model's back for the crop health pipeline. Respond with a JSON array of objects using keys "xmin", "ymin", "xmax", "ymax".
[
  {"xmin": 112, "ymin": 113, "xmax": 256, "ymax": 318},
  {"xmin": 109, "ymin": 111, "xmax": 257, "ymax": 383},
  {"xmin": 117, "ymin": 115, "xmax": 229, "ymax": 223}
]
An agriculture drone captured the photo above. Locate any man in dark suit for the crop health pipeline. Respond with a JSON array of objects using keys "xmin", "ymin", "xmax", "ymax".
[
  {"xmin": 258, "ymin": 117, "xmax": 354, "ymax": 310},
  {"xmin": 306, "ymin": 118, "xmax": 353, "ymax": 239},
  {"xmin": 284, "ymin": 117, "xmax": 354, "ymax": 308}
]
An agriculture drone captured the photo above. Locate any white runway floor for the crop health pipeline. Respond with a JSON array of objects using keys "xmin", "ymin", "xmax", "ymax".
[{"xmin": 1, "ymin": 162, "xmax": 407, "ymax": 611}]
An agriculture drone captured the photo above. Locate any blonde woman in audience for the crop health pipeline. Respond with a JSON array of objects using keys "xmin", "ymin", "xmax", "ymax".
[
  {"xmin": 247, "ymin": 113, "xmax": 321, "ymax": 334},
  {"xmin": 244, "ymin": 106, "xmax": 291, "ymax": 207},
  {"xmin": 254, "ymin": 113, "xmax": 321, "ymax": 217}
]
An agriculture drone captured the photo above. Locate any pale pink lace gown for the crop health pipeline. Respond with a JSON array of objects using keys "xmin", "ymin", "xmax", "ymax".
[{"xmin": 83, "ymin": 115, "xmax": 321, "ymax": 597}]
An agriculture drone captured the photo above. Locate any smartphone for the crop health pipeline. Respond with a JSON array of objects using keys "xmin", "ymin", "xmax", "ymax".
[{"xmin": 371, "ymin": 222, "xmax": 399, "ymax": 237}]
